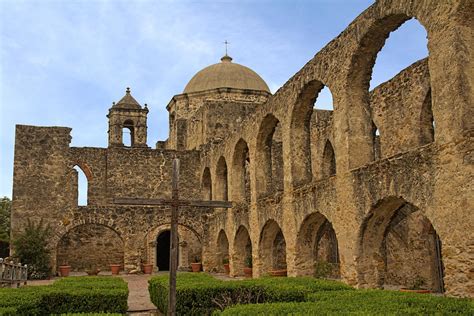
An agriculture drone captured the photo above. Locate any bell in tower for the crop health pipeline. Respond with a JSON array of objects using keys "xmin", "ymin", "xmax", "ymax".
[{"xmin": 107, "ymin": 87, "xmax": 149, "ymax": 148}]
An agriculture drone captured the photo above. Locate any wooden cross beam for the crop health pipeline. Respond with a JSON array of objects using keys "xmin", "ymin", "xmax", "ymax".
[{"xmin": 116, "ymin": 158, "xmax": 233, "ymax": 316}]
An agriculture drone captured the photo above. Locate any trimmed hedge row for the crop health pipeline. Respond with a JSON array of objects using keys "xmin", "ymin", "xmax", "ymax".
[
  {"xmin": 0, "ymin": 276, "xmax": 128, "ymax": 315},
  {"xmin": 148, "ymin": 273, "xmax": 352, "ymax": 315},
  {"xmin": 218, "ymin": 290, "xmax": 474, "ymax": 315}
]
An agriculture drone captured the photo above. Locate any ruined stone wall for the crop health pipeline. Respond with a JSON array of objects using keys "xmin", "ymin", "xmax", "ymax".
[{"xmin": 199, "ymin": 0, "xmax": 472, "ymax": 297}]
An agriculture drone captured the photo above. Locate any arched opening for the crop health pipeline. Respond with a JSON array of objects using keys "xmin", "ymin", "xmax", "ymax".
[
  {"xmin": 295, "ymin": 213, "xmax": 339, "ymax": 278},
  {"xmin": 358, "ymin": 197, "xmax": 444, "ymax": 293},
  {"xmin": 291, "ymin": 81, "xmax": 335, "ymax": 185},
  {"xmin": 256, "ymin": 114, "xmax": 283, "ymax": 198},
  {"xmin": 233, "ymin": 225, "xmax": 252, "ymax": 276},
  {"xmin": 321, "ymin": 140, "xmax": 336, "ymax": 177},
  {"xmin": 217, "ymin": 229, "xmax": 229, "ymax": 272},
  {"xmin": 156, "ymin": 230, "xmax": 171, "ymax": 271},
  {"xmin": 215, "ymin": 157, "xmax": 228, "ymax": 201},
  {"xmin": 57, "ymin": 224, "xmax": 124, "ymax": 271},
  {"xmin": 73, "ymin": 165, "xmax": 90, "ymax": 206},
  {"xmin": 122, "ymin": 119, "xmax": 134, "ymax": 147},
  {"xmin": 347, "ymin": 15, "xmax": 430, "ymax": 167},
  {"xmin": 259, "ymin": 220, "xmax": 287, "ymax": 273},
  {"xmin": 232, "ymin": 139, "xmax": 251, "ymax": 203},
  {"xmin": 201, "ymin": 167, "xmax": 212, "ymax": 200},
  {"xmin": 372, "ymin": 122, "xmax": 381, "ymax": 161},
  {"xmin": 420, "ymin": 89, "xmax": 435, "ymax": 145}
]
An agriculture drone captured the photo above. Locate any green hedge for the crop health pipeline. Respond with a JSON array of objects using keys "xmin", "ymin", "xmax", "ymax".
[
  {"xmin": 148, "ymin": 273, "xmax": 352, "ymax": 315},
  {"xmin": 218, "ymin": 290, "xmax": 474, "ymax": 315},
  {"xmin": 0, "ymin": 276, "xmax": 128, "ymax": 315}
]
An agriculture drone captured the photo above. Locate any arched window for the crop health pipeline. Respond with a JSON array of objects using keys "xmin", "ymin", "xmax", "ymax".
[
  {"xmin": 256, "ymin": 114, "xmax": 283, "ymax": 198},
  {"xmin": 372, "ymin": 122, "xmax": 381, "ymax": 160},
  {"xmin": 420, "ymin": 89, "xmax": 434, "ymax": 145},
  {"xmin": 215, "ymin": 157, "xmax": 228, "ymax": 201},
  {"xmin": 73, "ymin": 165, "xmax": 89, "ymax": 206},
  {"xmin": 232, "ymin": 139, "xmax": 251, "ymax": 203},
  {"xmin": 201, "ymin": 168, "xmax": 212, "ymax": 200},
  {"xmin": 122, "ymin": 120, "xmax": 134, "ymax": 147},
  {"xmin": 291, "ymin": 81, "xmax": 335, "ymax": 185},
  {"xmin": 322, "ymin": 140, "xmax": 336, "ymax": 177},
  {"xmin": 347, "ymin": 16, "xmax": 430, "ymax": 167}
]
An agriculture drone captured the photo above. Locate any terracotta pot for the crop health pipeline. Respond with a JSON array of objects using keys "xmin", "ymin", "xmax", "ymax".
[
  {"xmin": 400, "ymin": 288, "xmax": 431, "ymax": 294},
  {"xmin": 270, "ymin": 269, "xmax": 287, "ymax": 277},
  {"xmin": 224, "ymin": 263, "xmax": 230, "ymax": 274},
  {"xmin": 110, "ymin": 264, "xmax": 121, "ymax": 275},
  {"xmin": 58, "ymin": 265, "xmax": 71, "ymax": 277},
  {"xmin": 243, "ymin": 267, "xmax": 253, "ymax": 278},
  {"xmin": 142, "ymin": 263, "xmax": 153, "ymax": 274},
  {"xmin": 191, "ymin": 262, "xmax": 202, "ymax": 272}
]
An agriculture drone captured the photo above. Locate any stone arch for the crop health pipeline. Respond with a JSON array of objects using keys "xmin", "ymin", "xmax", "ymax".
[
  {"xmin": 255, "ymin": 114, "xmax": 284, "ymax": 198},
  {"xmin": 346, "ymin": 14, "xmax": 431, "ymax": 168},
  {"xmin": 290, "ymin": 80, "xmax": 335, "ymax": 185},
  {"xmin": 231, "ymin": 138, "xmax": 251, "ymax": 202},
  {"xmin": 295, "ymin": 212, "xmax": 339, "ymax": 278},
  {"xmin": 145, "ymin": 223, "xmax": 202, "ymax": 271},
  {"xmin": 201, "ymin": 167, "xmax": 212, "ymax": 200},
  {"xmin": 259, "ymin": 219, "xmax": 287, "ymax": 274},
  {"xmin": 56, "ymin": 223, "xmax": 124, "ymax": 271},
  {"xmin": 216, "ymin": 229, "xmax": 229, "ymax": 272},
  {"xmin": 357, "ymin": 196, "xmax": 444, "ymax": 293},
  {"xmin": 419, "ymin": 88, "xmax": 434, "ymax": 145},
  {"xmin": 321, "ymin": 140, "xmax": 336, "ymax": 178},
  {"xmin": 215, "ymin": 157, "xmax": 228, "ymax": 201},
  {"xmin": 233, "ymin": 225, "xmax": 252, "ymax": 276}
]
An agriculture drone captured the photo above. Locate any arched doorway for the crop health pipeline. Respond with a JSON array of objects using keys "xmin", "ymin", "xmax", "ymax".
[
  {"xmin": 57, "ymin": 224, "xmax": 124, "ymax": 271},
  {"xmin": 259, "ymin": 219, "xmax": 287, "ymax": 274},
  {"xmin": 295, "ymin": 212, "xmax": 340, "ymax": 278},
  {"xmin": 156, "ymin": 230, "xmax": 171, "ymax": 271},
  {"xmin": 358, "ymin": 197, "xmax": 444, "ymax": 292}
]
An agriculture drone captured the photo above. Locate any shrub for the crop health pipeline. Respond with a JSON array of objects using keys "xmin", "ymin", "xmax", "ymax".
[
  {"xmin": 217, "ymin": 290, "xmax": 474, "ymax": 315},
  {"xmin": 149, "ymin": 273, "xmax": 352, "ymax": 315},
  {"xmin": 0, "ymin": 276, "xmax": 128, "ymax": 315},
  {"xmin": 12, "ymin": 219, "xmax": 52, "ymax": 279}
]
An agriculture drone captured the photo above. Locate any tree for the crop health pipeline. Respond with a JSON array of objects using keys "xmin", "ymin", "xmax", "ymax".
[
  {"xmin": 0, "ymin": 197, "xmax": 11, "ymax": 257},
  {"xmin": 0, "ymin": 197, "xmax": 11, "ymax": 242},
  {"xmin": 13, "ymin": 219, "xmax": 52, "ymax": 279}
]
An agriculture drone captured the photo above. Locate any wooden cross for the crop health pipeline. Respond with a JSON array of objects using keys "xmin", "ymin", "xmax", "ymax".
[{"xmin": 114, "ymin": 158, "xmax": 233, "ymax": 316}]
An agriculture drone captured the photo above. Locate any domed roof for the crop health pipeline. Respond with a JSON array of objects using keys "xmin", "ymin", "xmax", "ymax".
[{"xmin": 183, "ymin": 55, "xmax": 270, "ymax": 94}]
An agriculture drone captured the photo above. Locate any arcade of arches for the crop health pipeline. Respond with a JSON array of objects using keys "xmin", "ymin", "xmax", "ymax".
[{"xmin": 10, "ymin": 0, "xmax": 472, "ymax": 299}]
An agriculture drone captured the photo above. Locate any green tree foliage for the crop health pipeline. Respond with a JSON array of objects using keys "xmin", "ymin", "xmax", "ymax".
[
  {"xmin": 0, "ymin": 197, "xmax": 11, "ymax": 242},
  {"xmin": 13, "ymin": 219, "xmax": 52, "ymax": 279}
]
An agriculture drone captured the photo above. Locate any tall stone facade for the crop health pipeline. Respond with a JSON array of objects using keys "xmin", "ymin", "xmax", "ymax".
[{"xmin": 11, "ymin": 0, "xmax": 473, "ymax": 298}]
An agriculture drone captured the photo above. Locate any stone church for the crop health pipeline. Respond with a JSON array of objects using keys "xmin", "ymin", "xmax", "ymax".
[{"xmin": 11, "ymin": 0, "xmax": 472, "ymax": 297}]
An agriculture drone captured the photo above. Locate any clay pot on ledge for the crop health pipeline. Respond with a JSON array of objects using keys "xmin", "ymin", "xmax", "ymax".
[
  {"xmin": 110, "ymin": 264, "xmax": 121, "ymax": 275},
  {"xmin": 58, "ymin": 265, "xmax": 71, "ymax": 277},
  {"xmin": 223, "ymin": 263, "xmax": 230, "ymax": 275},
  {"xmin": 191, "ymin": 262, "xmax": 202, "ymax": 272},
  {"xmin": 243, "ymin": 267, "xmax": 253, "ymax": 278},
  {"xmin": 270, "ymin": 269, "xmax": 287, "ymax": 277},
  {"xmin": 142, "ymin": 263, "xmax": 153, "ymax": 274}
]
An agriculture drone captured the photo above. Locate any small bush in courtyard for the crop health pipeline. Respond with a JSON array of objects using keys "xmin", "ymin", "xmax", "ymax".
[
  {"xmin": 148, "ymin": 273, "xmax": 352, "ymax": 315},
  {"xmin": 12, "ymin": 219, "xmax": 52, "ymax": 279},
  {"xmin": 217, "ymin": 290, "xmax": 474, "ymax": 315},
  {"xmin": 0, "ymin": 276, "xmax": 128, "ymax": 315}
]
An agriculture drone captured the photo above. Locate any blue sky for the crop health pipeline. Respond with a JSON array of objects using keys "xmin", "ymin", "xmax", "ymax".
[{"xmin": 0, "ymin": 0, "xmax": 428, "ymax": 199}]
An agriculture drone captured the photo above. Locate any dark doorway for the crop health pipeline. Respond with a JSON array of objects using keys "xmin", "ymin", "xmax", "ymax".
[{"xmin": 156, "ymin": 231, "xmax": 171, "ymax": 271}]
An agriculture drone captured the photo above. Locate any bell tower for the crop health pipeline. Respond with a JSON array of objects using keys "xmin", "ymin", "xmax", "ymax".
[{"xmin": 107, "ymin": 87, "xmax": 149, "ymax": 148}]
